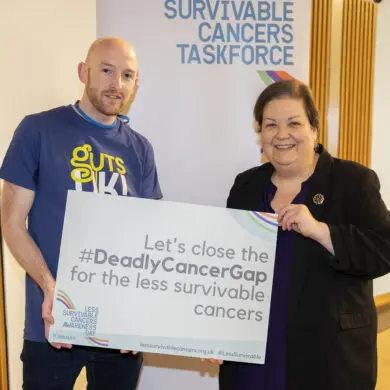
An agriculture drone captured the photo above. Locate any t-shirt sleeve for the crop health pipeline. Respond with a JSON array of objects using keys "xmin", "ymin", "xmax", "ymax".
[
  {"xmin": 141, "ymin": 141, "xmax": 162, "ymax": 199},
  {"xmin": 0, "ymin": 116, "xmax": 41, "ymax": 191}
]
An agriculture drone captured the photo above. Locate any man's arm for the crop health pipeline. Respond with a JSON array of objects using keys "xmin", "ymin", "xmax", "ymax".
[
  {"xmin": 1, "ymin": 181, "xmax": 71, "ymax": 348},
  {"xmin": 2, "ymin": 181, "xmax": 54, "ymax": 291}
]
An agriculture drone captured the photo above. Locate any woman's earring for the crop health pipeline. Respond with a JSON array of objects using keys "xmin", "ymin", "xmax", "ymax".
[{"xmin": 261, "ymin": 147, "xmax": 263, "ymax": 153}]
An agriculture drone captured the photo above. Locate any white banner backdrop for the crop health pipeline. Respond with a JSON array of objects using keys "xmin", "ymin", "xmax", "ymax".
[{"xmin": 96, "ymin": 1, "xmax": 312, "ymax": 388}]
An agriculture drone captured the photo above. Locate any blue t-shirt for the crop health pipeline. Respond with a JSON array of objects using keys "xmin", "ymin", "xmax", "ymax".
[{"xmin": 0, "ymin": 105, "xmax": 162, "ymax": 342}]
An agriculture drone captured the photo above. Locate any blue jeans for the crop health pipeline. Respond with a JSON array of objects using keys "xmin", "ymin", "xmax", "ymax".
[{"xmin": 21, "ymin": 340, "xmax": 143, "ymax": 390}]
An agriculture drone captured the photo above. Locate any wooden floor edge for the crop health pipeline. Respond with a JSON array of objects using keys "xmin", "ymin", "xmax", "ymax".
[
  {"xmin": 376, "ymin": 293, "xmax": 390, "ymax": 333},
  {"xmin": 375, "ymin": 293, "xmax": 390, "ymax": 312}
]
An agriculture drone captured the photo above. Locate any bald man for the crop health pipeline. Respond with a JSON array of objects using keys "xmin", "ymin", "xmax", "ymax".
[{"xmin": 0, "ymin": 37, "xmax": 162, "ymax": 389}]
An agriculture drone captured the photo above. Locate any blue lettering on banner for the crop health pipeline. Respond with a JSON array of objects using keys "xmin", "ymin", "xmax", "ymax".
[
  {"xmin": 177, "ymin": 43, "xmax": 294, "ymax": 65},
  {"xmin": 164, "ymin": 0, "xmax": 297, "ymax": 66}
]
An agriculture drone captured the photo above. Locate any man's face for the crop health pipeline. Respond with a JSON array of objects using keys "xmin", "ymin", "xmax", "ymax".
[{"xmin": 84, "ymin": 43, "xmax": 138, "ymax": 117}]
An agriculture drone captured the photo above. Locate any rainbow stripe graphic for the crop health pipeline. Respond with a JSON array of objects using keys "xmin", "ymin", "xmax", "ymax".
[
  {"xmin": 56, "ymin": 290, "xmax": 76, "ymax": 310},
  {"xmin": 257, "ymin": 70, "xmax": 300, "ymax": 86},
  {"xmin": 87, "ymin": 336, "xmax": 109, "ymax": 347},
  {"xmin": 248, "ymin": 212, "xmax": 278, "ymax": 234}
]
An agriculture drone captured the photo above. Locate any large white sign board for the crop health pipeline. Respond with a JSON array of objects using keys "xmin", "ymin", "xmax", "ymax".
[{"xmin": 50, "ymin": 191, "xmax": 278, "ymax": 364}]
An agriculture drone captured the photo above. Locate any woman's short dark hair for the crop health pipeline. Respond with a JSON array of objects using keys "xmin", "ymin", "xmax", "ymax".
[{"xmin": 253, "ymin": 80, "xmax": 320, "ymax": 133}]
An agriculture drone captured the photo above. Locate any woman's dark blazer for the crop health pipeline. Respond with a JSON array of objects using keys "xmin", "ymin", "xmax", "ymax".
[{"xmin": 219, "ymin": 146, "xmax": 390, "ymax": 390}]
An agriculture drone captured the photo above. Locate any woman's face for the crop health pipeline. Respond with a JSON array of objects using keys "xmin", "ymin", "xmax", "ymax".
[{"xmin": 260, "ymin": 97, "xmax": 317, "ymax": 172}]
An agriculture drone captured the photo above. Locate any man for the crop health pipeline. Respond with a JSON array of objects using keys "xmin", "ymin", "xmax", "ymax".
[{"xmin": 0, "ymin": 37, "xmax": 162, "ymax": 389}]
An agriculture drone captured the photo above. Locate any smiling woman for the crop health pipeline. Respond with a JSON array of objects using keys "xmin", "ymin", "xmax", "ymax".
[{"xmin": 217, "ymin": 80, "xmax": 390, "ymax": 390}]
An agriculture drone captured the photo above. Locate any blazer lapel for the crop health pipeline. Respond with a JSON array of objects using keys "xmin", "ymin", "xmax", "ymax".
[{"xmin": 246, "ymin": 163, "xmax": 274, "ymax": 211}]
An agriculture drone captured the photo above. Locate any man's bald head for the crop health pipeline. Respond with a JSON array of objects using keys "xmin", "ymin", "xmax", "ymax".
[{"xmin": 85, "ymin": 37, "xmax": 138, "ymax": 69}]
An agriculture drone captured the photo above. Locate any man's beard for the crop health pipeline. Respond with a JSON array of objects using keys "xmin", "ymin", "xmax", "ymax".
[{"xmin": 86, "ymin": 85, "xmax": 124, "ymax": 116}]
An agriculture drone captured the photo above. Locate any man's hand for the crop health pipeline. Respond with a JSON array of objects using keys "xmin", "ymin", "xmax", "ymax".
[{"xmin": 42, "ymin": 285, "xmax": 72, "ymax": 349}]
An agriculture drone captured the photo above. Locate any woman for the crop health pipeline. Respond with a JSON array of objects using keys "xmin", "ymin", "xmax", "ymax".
[{"xmin": 218, "ymin": 80, "xmax": 390, "ymax": 390}]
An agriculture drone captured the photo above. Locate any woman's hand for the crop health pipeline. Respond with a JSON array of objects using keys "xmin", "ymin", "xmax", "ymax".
[
  {"xmin": 120, "ymin": 350, "xmax": 139, "ymax": 355},
  {"xmin": 277, "ymin": 204, "xmax": 320, "ymax": 238},
  {"xmin": 277, "ymin": 204, "xmax": 335, "ymax": 255},
  {"xmin": 200, "ymin": 358, "xmax": 223, "ymax": 365}
]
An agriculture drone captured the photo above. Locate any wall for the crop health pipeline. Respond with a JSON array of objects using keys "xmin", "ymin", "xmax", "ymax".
[
  {"xmin": 0, "ymin": 1, "xmax": 389, "ymax": 388},
  {"xmin": 0, "ymin": 1, "xmax": 96, "ymax": 388},
  {"xmin": 372, "ymin": 0, "xmax": 390, "ymax": 297}
]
